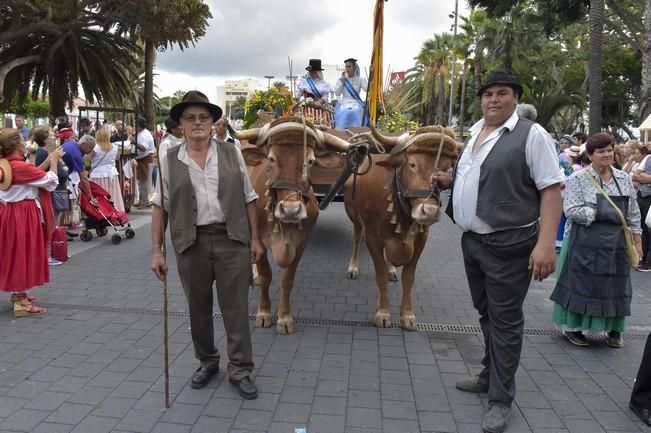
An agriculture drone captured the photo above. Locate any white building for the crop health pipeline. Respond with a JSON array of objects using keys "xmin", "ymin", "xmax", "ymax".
[{"xmin": 216, "ymin": 79, "xmax": 261, "ymax": 119}]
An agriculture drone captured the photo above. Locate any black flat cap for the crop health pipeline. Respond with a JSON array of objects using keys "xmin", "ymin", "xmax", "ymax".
[{"xmin": 477, "ymin": 69, "xmax": 523, "ymax": 97}]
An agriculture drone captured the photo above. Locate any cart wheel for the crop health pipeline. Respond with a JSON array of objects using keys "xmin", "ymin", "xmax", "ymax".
[
  {"xmin": 111, "ymin": 234, "xmax": 122, "ymax": 245},
  {"xmin": 96, "ymin": 227, "xmax": 108, "ymax": 237},
  {"xmin": 80, "ymin": 231, "xmax": 93, "ymax": 242},
  {"xmin": 125, "ymin": 228, "xmax": 135, "ymax": 239}
]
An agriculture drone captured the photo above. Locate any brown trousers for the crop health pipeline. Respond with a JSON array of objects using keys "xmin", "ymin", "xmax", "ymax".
[{"xmin": 175, "ymin": 225, "xmax": 253, "ymax": 380}]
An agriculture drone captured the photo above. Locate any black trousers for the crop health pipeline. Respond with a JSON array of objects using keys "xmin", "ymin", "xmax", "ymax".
[
  {"xmin": 638, "ymin": 195, "xmax": 651, "ymax": 263},
  {"xmin": 631, "ymin": 333, "xmax": 651, "ymax": 408},
  {"xmin": 461, "ymin": 226, "xmax": 538, "ymax": 407}
]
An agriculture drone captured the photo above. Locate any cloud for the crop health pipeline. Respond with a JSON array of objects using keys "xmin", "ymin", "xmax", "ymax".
[{"xmin": 155, "ymin": 0, "xmax": 470, "ymax": 95}]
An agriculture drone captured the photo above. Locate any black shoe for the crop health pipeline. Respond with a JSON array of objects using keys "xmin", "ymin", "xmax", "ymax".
[
  {"xmin": 67, "ymin": 236, "xmax": 74, "ymax": 242},
  {"xmin": 229, "ymin": 376, "xmax": 258, "ymax": 399},
  {"xmin": 190, "ymin": 366, "xmax": 218, "ymax": 389},
  {"xmin": 637, "ymin": 262, "xmax": 651, "ymax": 272},
  {"xmin": 66, "ymin": 231, "xmax": 78, "ymax": 237},
  {"xmin": 564, "ymin": 331, "xmax": 589, "ymax": 347},
  {"xmin": 606, "ymin": 331, "xmax": 623, "ymax": 348},
  {"xmin": 630, "ymin": 402, "xmax": 651, "ymax": 426}
]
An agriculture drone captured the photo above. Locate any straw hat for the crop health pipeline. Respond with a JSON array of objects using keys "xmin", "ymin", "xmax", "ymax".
[{"xmin": 0, "ymin": 158, "xmax": 12, "ymax": 191}]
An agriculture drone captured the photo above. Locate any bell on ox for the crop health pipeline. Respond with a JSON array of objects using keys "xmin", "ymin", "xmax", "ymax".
[{"xmin": 386, "ymin": 202, "xmax": 394, "ymax": 213}]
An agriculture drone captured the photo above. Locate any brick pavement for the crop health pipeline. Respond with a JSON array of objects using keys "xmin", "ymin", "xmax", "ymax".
[{"xmin": 0, "ymin": 203, "xmax": 650, "ymax": 433}]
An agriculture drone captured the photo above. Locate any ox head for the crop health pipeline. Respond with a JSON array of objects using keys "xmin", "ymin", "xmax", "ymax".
[
  {"xmin": 237, "ymin": 117, "xmax": 350, "ymax": 224},
  {"xmin": 371, "ymin": 125, "xmax": 459, "ymax": 227}
]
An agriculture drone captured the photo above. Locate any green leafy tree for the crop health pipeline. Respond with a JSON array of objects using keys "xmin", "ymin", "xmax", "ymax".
[{"xmin": 1, "ymin": 0, "xmax": 141, "ymax": 117}]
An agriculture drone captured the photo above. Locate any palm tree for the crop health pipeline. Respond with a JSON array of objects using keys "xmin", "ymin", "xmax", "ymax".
[
  {"xmin": 1, "ymin": 2, "xmax": 141, "ymax": 116},
  {"xmin": 408, "ymin": 33, "xmax": 456, "ymax": 125}
]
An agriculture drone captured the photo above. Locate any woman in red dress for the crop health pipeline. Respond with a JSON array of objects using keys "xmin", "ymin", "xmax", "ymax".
[{"xmin": 0, "ymin": 128, "xmax": 62, "ymax": 317}]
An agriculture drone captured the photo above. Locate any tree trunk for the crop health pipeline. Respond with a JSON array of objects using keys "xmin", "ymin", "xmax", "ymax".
[
  {"xmin": 639, "ymin": 0, "xmax": 651, "ymax": 124},
  {"xmin": 436, "ymin": 72, "xmax": 446, "ymax": 125},
  {"xmin": 458, "ymin": 62, "xmax": 467, "ymax": 140},
  {"xmin": 144, "ymin": 39, "xmax": 156, "ymax": 132},
  {"xmin": 588, "ymin": 0, "xmax": 604, "ymax": 136}
]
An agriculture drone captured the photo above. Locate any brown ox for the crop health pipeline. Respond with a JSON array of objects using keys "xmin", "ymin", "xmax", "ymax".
[
  {"xmin": 344, "ymin": 126, "xmax": 459, "ymax": 330},
  {"xmin": 236, "ymin": 117, "xmax": 350, "ymax": 333}
]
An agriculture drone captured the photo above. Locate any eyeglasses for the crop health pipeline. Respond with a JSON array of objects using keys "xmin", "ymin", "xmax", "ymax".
[{"xmin": 181, "ymin": 114, "xmax": 212, "ymax": 123}]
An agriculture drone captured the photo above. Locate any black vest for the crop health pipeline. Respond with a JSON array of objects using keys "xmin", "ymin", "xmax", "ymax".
[{"xmin": 446, "ymin": 118, "xmax": 539, "ymax": 231}]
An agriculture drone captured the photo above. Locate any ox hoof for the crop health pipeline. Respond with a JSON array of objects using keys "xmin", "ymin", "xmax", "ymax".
[
  {"xmin": 375, "ymin": 312, "xmax": 392, "ymax": 328},
  {"xmin": 388, "ymin": 270, "xmax": 398, "ymax": 282},
  {"xmin": 276, "ymin": 317, "xmax": 295, "ymax": 334},
  {"xmin": 255, "ymin": 311, "xmax": 273, "ymax": 328},
  {"xmin": 347, "ymin": 268, "xmax": 359, "ymax": 280},
  {"xmin": 400, "ymin": 314, "xmax": 417, "ymax": 331}
]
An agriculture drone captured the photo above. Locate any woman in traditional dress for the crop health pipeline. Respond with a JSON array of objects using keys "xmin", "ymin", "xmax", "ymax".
[
  {"xmin": 89, "ymin": 129, "xmax": 125, "ymax": 212},
  {"xmin": 334, "ymin": 58, "xmax": 369, "ymax": 130},
  {"xmin": 0, "ymin": 128, "xmax": 62, "ymax": 316},
  {"xmin": 550, "ymin": 132, "xmax": 642, "ymax": 348},
  {"xmin": 295, "ymin": 59, "xmax": 334, "ymax": 128},
  {"xmin": 295, "ymin": 59, "xmax": 333, "ymax": 103}
]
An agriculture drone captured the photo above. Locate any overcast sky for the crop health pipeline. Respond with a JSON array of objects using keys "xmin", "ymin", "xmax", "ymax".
[{"xmin": 154, "ymin": 0, "xmax": 471, "ymax": 99}]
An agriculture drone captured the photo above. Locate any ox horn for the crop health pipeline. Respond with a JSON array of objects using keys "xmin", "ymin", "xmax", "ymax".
[
  {"xmin": 234, "ymin": 127, "xmax": 261, "ymax": 143},
  {"xmin": 370, "ymin": 123, "xmax": 400, "ymax": 148},
  {"xmin": 323, "ymin": 133, "xmax": 351, "ymax": 152}
]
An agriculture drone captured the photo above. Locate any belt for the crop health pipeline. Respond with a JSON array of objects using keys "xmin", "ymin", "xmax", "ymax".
[{"xmin": 197, "ymin": 223, "xmax": 226, "ymax": 233}]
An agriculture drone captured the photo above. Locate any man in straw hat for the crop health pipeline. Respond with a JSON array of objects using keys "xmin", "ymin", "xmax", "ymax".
[
  {"xmin": 433, "ymin": 69, "xmax": 563, "ymax": 433},
  {"xmin": 150, "ymin": 90, "xmax": 264, "ymax": 399}
]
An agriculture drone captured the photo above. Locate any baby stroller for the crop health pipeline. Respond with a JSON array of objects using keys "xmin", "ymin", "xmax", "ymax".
[{"xmin": 79, "ymin": 181, "xmax": 135, "ymax": 244}]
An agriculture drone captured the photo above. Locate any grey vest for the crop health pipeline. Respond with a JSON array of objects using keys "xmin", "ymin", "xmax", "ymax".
[
  {"xmin": 446, "ymin": 118, "xmax": 538, "ymax": 230},
  {"xmin": 639, "ymin": 159, "xmax": 651, "ymax": 197},
  {"xmin": 167, "ymin": 140, "xmax": 250, "ymax": 254}
]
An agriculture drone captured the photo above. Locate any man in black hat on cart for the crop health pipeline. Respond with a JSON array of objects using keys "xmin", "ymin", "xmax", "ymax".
[
  {"xmin": 150, "ymin": 90, "xmax": 264, "ymax": 399},
  {"xmin": 432, "ymin": 70, "xmax": 562, "ymax": 432}
]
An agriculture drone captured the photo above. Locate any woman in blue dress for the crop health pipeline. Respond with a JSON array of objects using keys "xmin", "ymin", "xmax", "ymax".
[{"xmin": 334, "ymin": 58, "xmax": 368, "ymax": 130}]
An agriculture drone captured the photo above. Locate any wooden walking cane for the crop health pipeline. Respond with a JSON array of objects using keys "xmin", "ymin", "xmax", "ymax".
[{"xmin": 155, "ymin": 142, "xmax": 171, "ymax": 409}]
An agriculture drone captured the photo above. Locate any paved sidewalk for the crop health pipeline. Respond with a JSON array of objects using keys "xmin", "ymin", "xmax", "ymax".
[{"xmin": 0, "ymin": 203, "xmax": 650, "ymax": 433}]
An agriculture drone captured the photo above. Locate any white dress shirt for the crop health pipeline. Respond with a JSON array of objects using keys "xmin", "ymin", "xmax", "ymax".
[
  {"xmin": 158, "ymin": 134, "xmax": 184, "ymax": 159},
  {"xmin": 134, "ymin": 129, "xmax": 155, "ymax": 159},
  {"xmin": 151, "ymin": 140, "xmax": 258, "ymax": 225},
  {"xmin": 452, "ymin": 111, "xmax": 562, "ymax": 234},
  {"xmin": 0, "ymin": 171, "xmax": 59, "ymax": 203}
]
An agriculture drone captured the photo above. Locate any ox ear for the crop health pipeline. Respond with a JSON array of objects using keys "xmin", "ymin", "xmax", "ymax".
[
  {"xmin": 314, "ymin": 151, "xmax": 345, "ymax": 170},
  {"xmin": 241, "ymin": 145, "xmax": 267, "ymax": 167},
  {"xmin": 375, "ymin": 153, "xmax": 404, "ymax": 171}
]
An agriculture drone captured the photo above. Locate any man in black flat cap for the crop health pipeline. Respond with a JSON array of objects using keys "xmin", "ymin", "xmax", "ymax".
[
  {"xmin": 433, "ymin": 70, "xmax": 562, "ymax": 433},
  {"xmin": 150, "ymin": 90, "xmax": 264, "ymax": 399}
]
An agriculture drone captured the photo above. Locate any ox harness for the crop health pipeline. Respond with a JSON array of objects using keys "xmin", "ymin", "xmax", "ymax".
[{"xmin": 387, "ymin": 166, "xmax": 441, "ymax": 233}]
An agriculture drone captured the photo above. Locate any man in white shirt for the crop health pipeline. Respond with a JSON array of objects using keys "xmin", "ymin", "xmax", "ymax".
[
  {"xmin": 133, "ymin": 118, "xmax": 155, "ymax": 208},
  {"xmin": 158, "ymin": 117, "xmax": 184, "ymax": 158},
  {"xmin": 433, "ymin": 70, "xmax": 562, "ymax": 433}
]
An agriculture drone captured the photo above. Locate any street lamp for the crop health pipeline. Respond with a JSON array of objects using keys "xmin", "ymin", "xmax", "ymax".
[
  {"xmin": 264, "ymin": 75, "xmax": 274, "ymax": 89},
  {"xmin": 447, "ymin": 0, "xmax": 459, "ymax": 126}
]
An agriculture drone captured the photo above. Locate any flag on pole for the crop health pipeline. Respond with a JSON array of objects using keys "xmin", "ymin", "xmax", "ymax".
[{"xmin": 367, "ymin": 0, "xmax": 387, "ymax": 125}]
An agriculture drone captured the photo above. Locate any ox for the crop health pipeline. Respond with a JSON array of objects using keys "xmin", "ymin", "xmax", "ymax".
[
  {"xmin": 236, "ymin": 117, "xmax": 350, "ymax": 333},
  {"xmin": 344, "ymin": 126, "xmax": 459, "ymax": 330}
]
